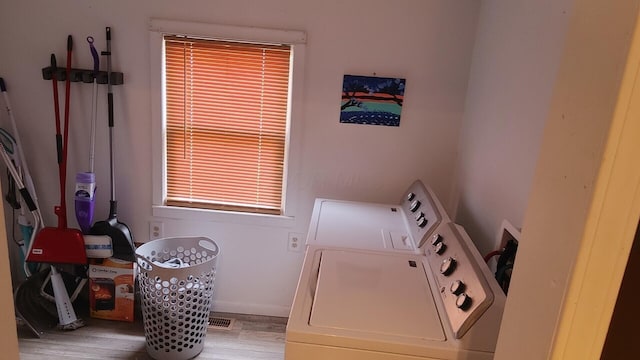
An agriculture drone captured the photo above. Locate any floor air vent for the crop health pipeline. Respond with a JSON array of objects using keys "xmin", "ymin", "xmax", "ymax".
[{"xmin": 208, "ymin": 316, "xmax": 235, "ymax": 330}]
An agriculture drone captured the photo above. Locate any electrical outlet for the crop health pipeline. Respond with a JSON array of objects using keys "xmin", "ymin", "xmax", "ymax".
[
  {"xmin": 288, "ymin": 232, "xmax": 304, "ymax": 252},
  {"xmin": 150, "ymin": 221, "xmax": 164, "ymax": 240}
]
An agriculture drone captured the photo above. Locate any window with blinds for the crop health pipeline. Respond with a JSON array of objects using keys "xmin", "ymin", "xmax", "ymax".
[{"xmin": 164, "ymin": 35, "xmax": 292, "ymax": 215}]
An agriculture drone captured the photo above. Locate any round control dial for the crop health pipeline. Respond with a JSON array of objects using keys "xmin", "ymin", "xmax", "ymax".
[
  {"xmin": 407, "ymin": 192, "xmax": 416, "ymax": 201},
  {"xmin": 409, "ymin": 200, "xmax": 421, "ymax": 212},
  {"xmin": 434, "ymin": 241, "xmax": 446, "ymax": 255},
  {"xmin": 417, "ymin": 216, "xmax": 428, "ymax": 228},
  {"xmin": 450, "ymin": 280, "xmax": 465, "ymax": 295},
  {"xmin": 414, "ymin": 211, "xmax": 424, "ymax": 221},
  {"xmin": 440, "ymin": 257, "xmax": 456, "ymax": 276},
  {"xmin": 430, "ymin": 234, "xmax": 442, "ymax": 246},
  {"xmin": 456, "ymin": 293, "xmax": 472, "ymax": 310}
]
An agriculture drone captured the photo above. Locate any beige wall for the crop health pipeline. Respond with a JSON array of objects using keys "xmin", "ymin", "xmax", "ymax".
[{"xmin": 452, "ymin": 0, "xmax": 573, "ymax": 255}]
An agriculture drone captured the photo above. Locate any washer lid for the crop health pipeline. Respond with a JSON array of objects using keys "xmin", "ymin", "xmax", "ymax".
[{"xmin": 309, "ymin": 250, "xmax": 445, "ymax": 341}]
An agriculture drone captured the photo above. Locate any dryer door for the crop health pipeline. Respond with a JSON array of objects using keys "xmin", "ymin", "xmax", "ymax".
[{"xmin": 309, "ymin": 200, "xmax": 414, "ymax": 251}]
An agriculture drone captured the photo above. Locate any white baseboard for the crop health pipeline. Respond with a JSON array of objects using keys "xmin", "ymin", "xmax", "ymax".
[{"xmin": 212, "ymin": 300, "xmax": 291, "ymax": 318}]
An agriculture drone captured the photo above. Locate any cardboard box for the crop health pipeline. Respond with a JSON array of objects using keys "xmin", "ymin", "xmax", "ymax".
[{"xmin": 89, "ymin": 258, "xmax": 135, "ymax": 322}]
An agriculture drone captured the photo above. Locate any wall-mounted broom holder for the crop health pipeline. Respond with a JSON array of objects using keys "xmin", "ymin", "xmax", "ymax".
[{"xmin": 41, "ymin": 66, "xmax": 124, "ymax": 85}]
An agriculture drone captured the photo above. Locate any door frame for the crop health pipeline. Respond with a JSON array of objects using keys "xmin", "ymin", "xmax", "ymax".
[{"xmin": 550, "ymin": 8, "xmax": 640, "ymax": 359}]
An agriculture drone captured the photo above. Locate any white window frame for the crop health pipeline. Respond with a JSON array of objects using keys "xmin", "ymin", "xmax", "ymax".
[{"xmin": 149, "ymin": 19, "xmax": 306, "ymax": 227}]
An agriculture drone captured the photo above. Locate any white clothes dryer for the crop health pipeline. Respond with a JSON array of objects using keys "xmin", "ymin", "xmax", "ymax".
[{"xmin": 306, "ymin": 180, "xmax": 449, "ymax": 252}]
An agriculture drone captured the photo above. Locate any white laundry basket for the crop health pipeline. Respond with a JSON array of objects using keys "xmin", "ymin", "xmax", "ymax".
[{"xmin": 135, "ymin": 236, "xmax": 219, "ymax": 360}]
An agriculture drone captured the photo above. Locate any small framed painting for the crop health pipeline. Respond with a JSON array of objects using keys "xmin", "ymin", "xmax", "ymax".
[{"xmin": 340, "ymin": 74, "xmax": 405, "ymax": 127}]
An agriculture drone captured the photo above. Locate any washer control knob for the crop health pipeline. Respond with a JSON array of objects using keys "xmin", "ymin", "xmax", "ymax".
[
  {"xmin": 407, "ymin": 192, "xmax": 416, "ymax": 201},
  {"xmin": 434, "ymin": 241, "xmax": 446, "ymax": 255},
  {"xmin": 417, "ymin": 216, "xmax": 428, "ymax": 228},
  {"xmin": 456, "ymin": 293, "xmax": 472, "ymax": 310},
  {"xmin": 409, "ymin": 200, "xmax": 421, "ymax": 212},
  {"xmin": 440, "ymin": 257, "xmax": 456, "ymax": 276},
  {"xmin": 450, "ymin": 280, "xmax": 466, "ymax": 295},
  {"xmin": 415, "ymin": 211, "xmax": 424, "ymax": 221},
  {"xmin": 430, "ymin": 234, "xmax": 442, "ymax": 246}
]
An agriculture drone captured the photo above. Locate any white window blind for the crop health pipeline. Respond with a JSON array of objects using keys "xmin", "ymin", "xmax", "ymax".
[{"xmin": 164, "ymin": 35, "xmax": 291, "ymax": 214}]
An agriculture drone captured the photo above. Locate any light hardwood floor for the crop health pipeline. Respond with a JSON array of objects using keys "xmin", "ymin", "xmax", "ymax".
[{"xmin": 18, "ymin": 312, "xmax": 287, "ymax": 359}]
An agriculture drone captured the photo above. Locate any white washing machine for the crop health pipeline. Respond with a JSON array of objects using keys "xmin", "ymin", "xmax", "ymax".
[{"xmin": 285, "ymin": 180, "xmax": 506, "ymax": 359}]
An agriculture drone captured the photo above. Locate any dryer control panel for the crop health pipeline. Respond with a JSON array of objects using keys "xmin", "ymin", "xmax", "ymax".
[{"xmin": 400, "ymin": 180, "xmax": 449, "ymax": 249}]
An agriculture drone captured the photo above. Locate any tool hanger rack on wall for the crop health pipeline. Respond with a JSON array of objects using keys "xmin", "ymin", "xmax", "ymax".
[{"xmin": 41, "ymin": 67, "xmax": 123, "ymax": 85}]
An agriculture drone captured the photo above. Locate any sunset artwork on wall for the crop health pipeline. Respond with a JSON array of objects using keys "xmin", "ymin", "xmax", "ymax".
[{"xmin": 340, "ymin": 74, "xmax": 406, "ymax": 127}]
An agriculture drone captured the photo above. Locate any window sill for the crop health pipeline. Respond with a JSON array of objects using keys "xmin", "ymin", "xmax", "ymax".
[{"xmin": 152, "ymin": 205, "xmax": 296, "ymax": 228}]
